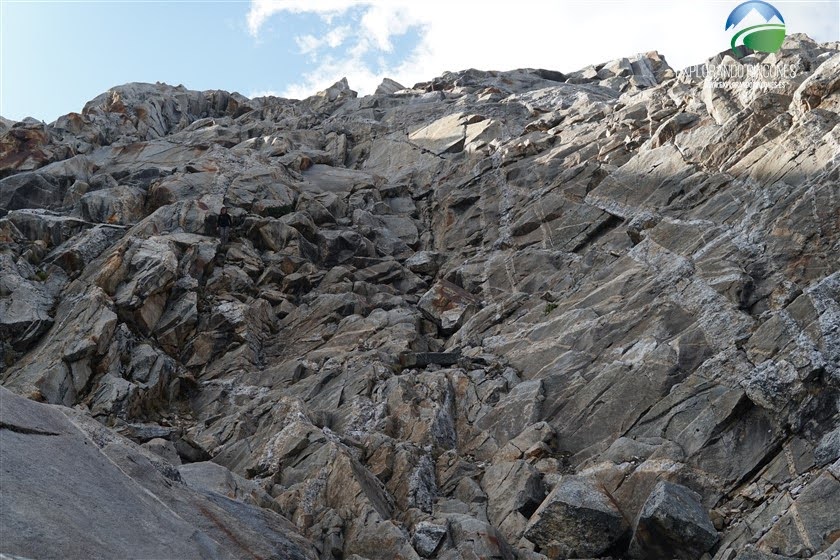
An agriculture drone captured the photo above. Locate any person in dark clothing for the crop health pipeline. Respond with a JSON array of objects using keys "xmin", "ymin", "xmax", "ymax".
[{"xmin": 217, "ymin": 207, "xmax": 232, "ymax": 245}]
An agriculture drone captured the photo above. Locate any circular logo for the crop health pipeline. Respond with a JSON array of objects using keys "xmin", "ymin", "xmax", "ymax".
[{"xmin": 725, "ymin": 1, "xmax": 786, "ymax": 54}]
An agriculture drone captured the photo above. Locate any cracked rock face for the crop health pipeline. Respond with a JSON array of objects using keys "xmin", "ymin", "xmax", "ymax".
[{"xmin": 1, "ymin": 34, "xmax": 840, "ymax": 560}]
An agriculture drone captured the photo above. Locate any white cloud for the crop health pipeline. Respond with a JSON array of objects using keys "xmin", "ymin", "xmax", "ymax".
[
  {"xmin": 358, "ymin": 4, "xmax": 417, "ymax": 51},
  {"xmin": 295, "ymin": 34, "xmax": 321, "ymax": 54},
  {"xmin": 325, "ymin": 26, "xmax": 350, "ymax": 48},
  {"xmin": 296, "ymin": 26, "xmax": 351, "ymax": 55},
  {"xmin": 247, "ymin": 0, "xmax": 367, "ymax": 36},
  {"xmin": 246, "ymin": 0, "xmax": 839, "ymax": 100}
]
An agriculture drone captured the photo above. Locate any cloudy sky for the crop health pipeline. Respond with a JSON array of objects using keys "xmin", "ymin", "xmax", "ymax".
[{"xmin": 1, "ymin": 0, "xmax": 838, "ymax": 122}]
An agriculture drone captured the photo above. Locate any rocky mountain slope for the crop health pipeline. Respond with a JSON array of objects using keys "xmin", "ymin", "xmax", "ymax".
[{"xmin": 1, "ymin": 34, "xmax": 839, "ymax": 560}]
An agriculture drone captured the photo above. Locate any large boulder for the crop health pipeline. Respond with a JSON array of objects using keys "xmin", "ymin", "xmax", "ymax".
[
  {"xmin": 5, "ymin": 209, "xmax": 89, "ymax": 247},
  {"xmin": 375, "ymin": 78, "xmax": 406, "ymax": 95},
  {"xmin": 0, "ymin": 172, "xmax": 67, "ymax": 214},
  {"xmin": 79, "ymin": 185, "xmax": 146, "ymax": 225},
  {"xmin": 628, "ymin": 481, "xmax": 718, "ymax": 559},
  {"xmin": 524, "ymin": 476, "xmax": 629, "ymax": 558},
  {"xmin": 482, "ymin": 460, "xmax": 545, "ymax": 542},
  {"xmin": 418, "ymin": 279, "xmax": 480, "ymax": 335}
]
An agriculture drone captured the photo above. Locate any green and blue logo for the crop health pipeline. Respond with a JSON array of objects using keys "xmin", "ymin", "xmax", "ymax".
[{"xmin": 725, "ymin": 1, "xmax": 786, "ymax": 54}]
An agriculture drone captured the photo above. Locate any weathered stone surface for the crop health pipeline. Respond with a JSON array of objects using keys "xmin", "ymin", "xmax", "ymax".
[
  {"xmin": 629, "ymin": 481, "xmax": 719, "ymax": 560},
  {"xmin": 482, "ymin": 460, "xmax": 545, "ymax": 542},
  {"xmin": 0, "ymin": 121, "xmax": 72, "ymax": 176},
  {"xmin": 3, "ymin": 286, "xmax": 118, "ymax": 405},
  {"xmin": 408, "ymin": 113, "xmax": 471, "ymax": 155},
  {"xmin": 475, "ymin": 379, "xmax": 544, "ymax": 447},
  {"xmin": 412, "ymin": 520, "xmax": 447, "ymax": 558},
  {"xmin": 79, "ymin": 186, "xmax": 145, "ymax": 225},
  {"xmin": 494, "ymin": 421, "xmax": 556, "ymax": 463},
  {"xmin": 5, "ymin": 208, "xmax": 89, "ymax": 246},
  {"xmin": 0, "ymin": 171, "xmax": 70, "ymax": 214},
  {"xmin": 815, "ymin": 427, "xmax": 840, "ymax": 466},
  {"xmin": 0, "ymin": 255, "xmax": 59, "ymax": 352},
  {"xmin": 418, "ymin": 280, "xmax": 480, "ymax": 335},
  {"xmin": 141, "ymin": 437, "xmax": 181, "ymax": 465},
  {"xmin": 445, "ymin": 513, "xmax": 515, "ymax": 560},
  {"xmin": 755, "ymin": 466, "xmax": 840, "ymax": 557},
  {"xmin": 791, "ymin": 52, "xmax": 840, "ymax": 115},
  {"xmin": 524, "ymin": 476, "xmax": 628, "ymax": 558},
  {"xmin": 178, "ymin": 461, "xmax": 279, "ymax": 510},
  {"xmin": 226, "ymin": 165, "xmax": 297, "ymax": 216},
  {"xmin": 405, "ymin": 250, "xmax": 444, "ymax": 276},
  {"xmin": 0, "ymin": 386, "xmax": 316, "ymax": 560},
  {"xmin": 376, "ymin": 78, "xmax": 406, "ymax": 95}
]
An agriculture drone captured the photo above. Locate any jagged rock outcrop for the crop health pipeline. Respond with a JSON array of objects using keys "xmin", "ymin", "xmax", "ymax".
[{"xmin": 1, "ymin": 34, "xmax": 839, "ymax": 560}]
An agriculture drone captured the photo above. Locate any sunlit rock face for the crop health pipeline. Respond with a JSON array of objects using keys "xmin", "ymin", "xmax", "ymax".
[{"xmin": 1, "ymin": 35, "xmax": 839, "ymax": 560}]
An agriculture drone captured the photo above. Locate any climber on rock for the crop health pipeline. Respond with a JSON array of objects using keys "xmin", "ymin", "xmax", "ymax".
[{"xmin": 217, "ymin": 206, "xmax": 232, "ymax": 245}]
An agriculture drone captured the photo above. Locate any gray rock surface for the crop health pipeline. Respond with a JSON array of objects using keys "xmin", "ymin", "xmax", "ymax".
[
  {"xmin": 376, "ymin": 78, "xmax": 406, "ymax": 95},
  {"xmin": 524, "ymin": 475, "xmax": 628, "ymax": 558},
  {"xmin": 0, "ymin": 386, "xmax": 316, "ymax": 560},
  {"xmin": 412, "ymin": 520, "xmax": 448, "ymax": 558},
  {"xmin": 629, "ymin": 481, "xmax": 718, "ymax": 559},
  {"xmin": 482, "ymin": 460, "xmax": 545, "ymax": 542},
  {"xmin": 1, "ymin": 34, "xmax": 839, "ymax": 560}
]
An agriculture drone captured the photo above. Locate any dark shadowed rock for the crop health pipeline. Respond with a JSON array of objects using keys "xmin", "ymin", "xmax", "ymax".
[
  {"xmin": 0, "ymin": 172, "xmax": 66, "ymax": 214},
  {"xmin": 400, "ymin": 351, "xmax": 460, "ymax": 368},
  {"xmin": 405, "ymin": 250, "xmax": 444, "ymax": 276},
  {"xmin": 411, "ymin": 520, "xmax": 447, "ymax": 558}
]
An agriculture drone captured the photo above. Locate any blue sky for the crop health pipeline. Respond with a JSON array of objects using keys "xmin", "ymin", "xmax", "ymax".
[{"xmin": 1, "ymin": 0, "xmax": 838, "ymax": 123}]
